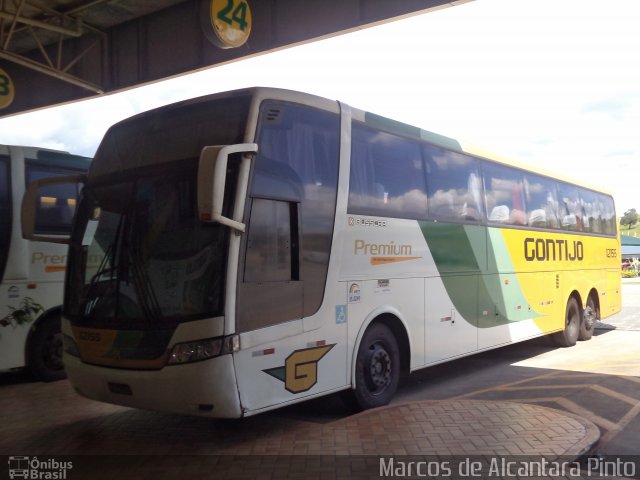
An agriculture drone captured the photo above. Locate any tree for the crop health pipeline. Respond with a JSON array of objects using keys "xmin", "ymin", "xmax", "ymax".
[{"xmin": 620, "ymin": 208, "xmax": 639, "ymax": 230}]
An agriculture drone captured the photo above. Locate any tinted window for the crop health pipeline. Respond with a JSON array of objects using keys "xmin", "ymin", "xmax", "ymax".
[
  {"xmin": 348, "ymin": 124, "xmax": 427, "ymax": 219},
  {"xmin": 599, "ymin": 193, "xmax": 617, "ymax": 235},
  {"xmin": 424, "ymin": 145, "xmax": 483, "ymax": 222},
  {"xmin": 244, "ymin": 199, "xmax": 294, "ymax": 283},
  {"xmin": 523, "ymin": 173, "xmax": 560, "ymax": 228},
  {"xmin": 557, "ymin": 182, "xmax": 583, "ymax": 232},
  {"xmin": 250, "ymin": 101, "xmax": 340, "ymax": 318},
  {"xmin": 64, "ymin": 161, "xmax": 229, "ymax": 327},
  {"xmin": 26, "ymin": 164, "xmax": 83, "ymax": 235},
  {"xmin": 483, "ymin": 162, "xmax": 526, "ymax": 226},
  {"xmin": 579, "ymin": 188, "xmax": 605, "ymax": 234}
]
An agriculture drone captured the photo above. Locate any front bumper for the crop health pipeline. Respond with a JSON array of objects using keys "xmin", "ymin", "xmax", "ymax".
[{"xmin": 64, "ymin": 352, "xmax": 243, "ymax": 418}]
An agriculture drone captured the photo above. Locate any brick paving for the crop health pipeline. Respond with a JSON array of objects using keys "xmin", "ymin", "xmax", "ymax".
[{"xmin": 0, "ymin": 377, "xmax": 600, "ymax": 478}]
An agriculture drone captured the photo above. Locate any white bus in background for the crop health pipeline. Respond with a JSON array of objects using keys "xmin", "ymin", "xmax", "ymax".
[{"xmin": 0, "ymin": 145, "xmax": 90, "ymax": 381}]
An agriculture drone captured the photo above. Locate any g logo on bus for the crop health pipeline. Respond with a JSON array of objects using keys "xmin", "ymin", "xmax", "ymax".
[{"xmin": 263, "ymin": 344, "xmax": 335, "ymax": 394}]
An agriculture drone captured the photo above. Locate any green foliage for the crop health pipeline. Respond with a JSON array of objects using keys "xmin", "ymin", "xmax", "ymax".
[{"xmin": 620, "ymin": 208, "xmax": 639, "ymax": 230}]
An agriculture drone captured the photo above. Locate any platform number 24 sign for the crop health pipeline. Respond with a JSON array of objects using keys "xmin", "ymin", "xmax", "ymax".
[
  {"xmin": 209, "ymin": 0, "xmax": 252, "ymax": 48},
  {"xmin": 0, "ymin": 68, "xmax": 14, "ymax": 109}
]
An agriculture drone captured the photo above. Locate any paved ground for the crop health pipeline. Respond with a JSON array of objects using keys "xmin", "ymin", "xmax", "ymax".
[
  {"xmin": 1, "ymin": 280, "xmax": 638, "ymax": 479},
  {"xmin": 0, "ymin": 379, "xmax": 601, "ymax": 478}
]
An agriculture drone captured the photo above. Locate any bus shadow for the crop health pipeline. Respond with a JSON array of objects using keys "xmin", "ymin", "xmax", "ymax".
[
  {"xmin": 0, "ymin": 369, "xmax": 36, "ymax": 386},
  {"xmin": 267, "ymin": 328, "xmax": 623, "ymax": 423}
]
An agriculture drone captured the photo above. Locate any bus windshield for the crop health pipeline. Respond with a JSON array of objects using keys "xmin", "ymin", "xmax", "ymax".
[{"xmin": 64, "ymin": 160, "xmax": 229, "ymax": 328}]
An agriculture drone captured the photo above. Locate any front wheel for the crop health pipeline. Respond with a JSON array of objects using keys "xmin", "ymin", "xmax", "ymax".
[
  {"xmin": 345, "ymin": 323, "xmax": 400, "ymax": 411},
  {"xmin": 28, "ymin": 316, "xmax": 66, "ymax": 382},
  {"xmin": 552, "ymin": 297, "xmax": 580, "ymax": 347}
]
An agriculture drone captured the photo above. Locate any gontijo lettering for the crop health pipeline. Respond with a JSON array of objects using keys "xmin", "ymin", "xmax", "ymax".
[{"xmin": 524, "ymin": 238, "xmax": 584, "ymax": 262}]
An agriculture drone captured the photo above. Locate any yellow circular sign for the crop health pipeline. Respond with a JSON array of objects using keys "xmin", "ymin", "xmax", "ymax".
[
  {"xmin": 209, "ymin": 0, "xmax": 252, "ymax": 49},
  {"xmin": 0, "ymin": 68, "xmax": 15, "ymax": 109}
]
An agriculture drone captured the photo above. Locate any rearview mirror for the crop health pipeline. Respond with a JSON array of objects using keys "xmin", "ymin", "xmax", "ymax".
[{"xmin": 197, "ymin": 143, "xmax": 257, "ymax": 233}]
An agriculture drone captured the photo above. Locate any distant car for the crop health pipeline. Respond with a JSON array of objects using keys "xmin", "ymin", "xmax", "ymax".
[{"xmin": 621, "ymin": 259, "xmax": 638, "ymax": 277}]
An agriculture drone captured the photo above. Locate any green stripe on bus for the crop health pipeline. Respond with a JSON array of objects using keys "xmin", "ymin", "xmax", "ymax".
[{"xmin": 419, "ymin": 222, "xmax": 540, "ymax": 328}]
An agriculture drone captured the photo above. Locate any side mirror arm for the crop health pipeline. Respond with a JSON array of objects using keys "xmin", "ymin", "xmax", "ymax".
[{"xmin": 198, "ymin": 143, "xmax": 257, "ymax": 233}]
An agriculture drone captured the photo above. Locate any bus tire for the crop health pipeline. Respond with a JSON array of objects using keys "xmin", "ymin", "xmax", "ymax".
[
  {"xmin": 579, "ymin": 295, "xmax": 598, "ymax": 341},
  {"xmin": 552, "ymin": 297, "xmax": 580, "ymax": 347},
  {"xmin": 28, "ymin": 316, "xmax": 66, "ymax": 382},
  {"xmin": 348, "ymin": 323, "xmax": 400, "ymax": 411}
]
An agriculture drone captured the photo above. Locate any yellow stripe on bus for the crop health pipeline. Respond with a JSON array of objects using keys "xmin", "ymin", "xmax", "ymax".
[
  {"xmin": 370, "ymin": 256, "xmax": 422, "ymax": 266},
  {"xmin": 45, "ymin": 266, "xmax": 66, "ymax": 272}
]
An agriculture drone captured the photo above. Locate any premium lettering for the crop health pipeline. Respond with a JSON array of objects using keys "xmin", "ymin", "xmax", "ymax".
[
  {"xmin": 354, "ymin": 240, "xmax": 412, "ymax": 256},
  {"xmin": 524, "ymin": 238, "xmax": 584, "ymax": 262}
]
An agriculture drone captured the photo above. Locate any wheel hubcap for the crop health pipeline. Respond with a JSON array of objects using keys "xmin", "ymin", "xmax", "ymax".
[
  {"xmin": 366, "ymin": 344, "xmax": 391, "ymax": 391},
  {"xmin": 567, "ymin": 305, "xmax": 579, "ymax": 335},
  {"xmin": 44, "ymin": 333, "xmax": 64, "ymax": 370},
  {"xmin": 584, "ymin": 305, "xmax": 597, "ymax": 329}
]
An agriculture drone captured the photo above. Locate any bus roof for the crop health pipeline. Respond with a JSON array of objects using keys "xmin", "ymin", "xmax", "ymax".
[
  {"xmin": 0, "ymin": 144, "xmax": 91, "ymax": 169},
  {"xmin": 349, "ymin": 105, "xmax": 613, "ymax": 198},
  {"xmin": 92, "ymin": 86, "xmax": 613, "ymax": 197}
]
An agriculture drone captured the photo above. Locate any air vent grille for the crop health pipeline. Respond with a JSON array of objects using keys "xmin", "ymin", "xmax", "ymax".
[{"xmin": 266, "ymin": 108, "xmax": 281, "ymax": 121}]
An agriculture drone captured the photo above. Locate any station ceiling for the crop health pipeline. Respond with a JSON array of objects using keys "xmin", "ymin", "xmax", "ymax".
[{"xmin": 0, "ymin": 0, "xmax": 472, "ymax": 118}]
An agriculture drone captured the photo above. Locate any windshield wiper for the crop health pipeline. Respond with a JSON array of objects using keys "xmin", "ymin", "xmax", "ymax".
[
  {"xmin": 129, "ymin": 246, "xmax": 162, "ymax": 323},
  {"xmin": 124, "ymin": 199, "xmax": 162, "ymax": 323},
  {"xmin": 81, "ymin": 214, "xmax": 124, "ymax": 319}
]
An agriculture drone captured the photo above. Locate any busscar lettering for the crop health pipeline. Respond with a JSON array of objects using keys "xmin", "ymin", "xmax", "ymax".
[{"xmin": 524, "ymin": 238, "xmax": 584, "ymax": 262}]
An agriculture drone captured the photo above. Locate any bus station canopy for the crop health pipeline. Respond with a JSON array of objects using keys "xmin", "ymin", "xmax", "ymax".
[{"xmin": 0, "ymin": 0, "xmax": 472, "ymax": 118}]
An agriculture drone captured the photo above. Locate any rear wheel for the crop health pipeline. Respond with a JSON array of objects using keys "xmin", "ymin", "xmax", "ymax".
[
  {"xmin": 28, "ymin": 316, "xmax": 66, "ymax": 382},
  {"xmin": 552, "ymin": 297, "xmax": 580, "ymax": 347},
  {"xmin": 579, "ymin": 295, "xmax": 599, "ymax": 341},
  {"xmin": 344, "ymin": 323, "xmax": 400, "ymax": 411}
]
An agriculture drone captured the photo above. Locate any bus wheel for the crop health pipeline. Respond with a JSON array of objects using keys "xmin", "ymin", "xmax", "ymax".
[
  {"xmin": 579, "ymin": 295, "xmax": 599, "ymax": 341},
  {"xmin": 348, "ymin": 323, "xmax": 400, "ymax": 411},
  {"xmin": 552, "ymin": 297, "xmax": 580, "ymax": 347},
  {"xmin": 29, "ymin": 316, "xmax": 66, "ymax": 382}
]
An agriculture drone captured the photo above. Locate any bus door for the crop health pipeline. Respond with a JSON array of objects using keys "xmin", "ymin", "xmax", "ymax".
[{"xmin": 233, "ymin": 101, "xmax": 343, "ymax": 413}]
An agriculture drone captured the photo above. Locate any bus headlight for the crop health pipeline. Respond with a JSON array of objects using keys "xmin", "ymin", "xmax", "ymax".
[
  {"xmin": 167, "ymin": 335, "xmax": 239, "ymax": 365},
  {"xmin": 63, "ymin": 334, "xmax": 80, "ymax": 358}
]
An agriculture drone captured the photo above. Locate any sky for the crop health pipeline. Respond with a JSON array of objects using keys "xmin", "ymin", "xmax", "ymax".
[{"xmin": 0, "ymin": 0, "xmax": 638, "ymax": 215}]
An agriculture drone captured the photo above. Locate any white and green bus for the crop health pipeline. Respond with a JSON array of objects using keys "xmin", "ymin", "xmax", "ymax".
[
  {"xmin": 1, "ymin": 145, "xmax": 90, "ymax": 381},
  {"xmin": 23, "ymin": 88, "xmax": 620, "ymax": 416}
]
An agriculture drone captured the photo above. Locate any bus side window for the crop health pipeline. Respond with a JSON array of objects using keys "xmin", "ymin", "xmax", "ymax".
[
  {"xmin": 599, "ymin": 194, "xmax": 616, "ymax": 235},
  {"xmin": 26, "ymin": 163, "xmax": 81, "ymax": 235},
  {"xmin": 522, "ymin": 172, "xmax": 560, "ymax": 229},
  {"xmin": 557, "ymin": 183, "xmax": 582, "ymax": 232},
  {"xmin": 483, "ymin": 162, "xmax": 526, "ymax": 226},
  {"xmin": 348, "ymin": 124, "xmax": 427, "ymax": 219},
  {"xmin": 579, "ymin": 188, "xmax": 603, "ymax": 234},
  {"xmin": 244, "ymin": 198, "xmax": 297, "ymax": 283},
  {"xmin": 424, "ymin": 145, "xmax": 484, "ymax": 223}
]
